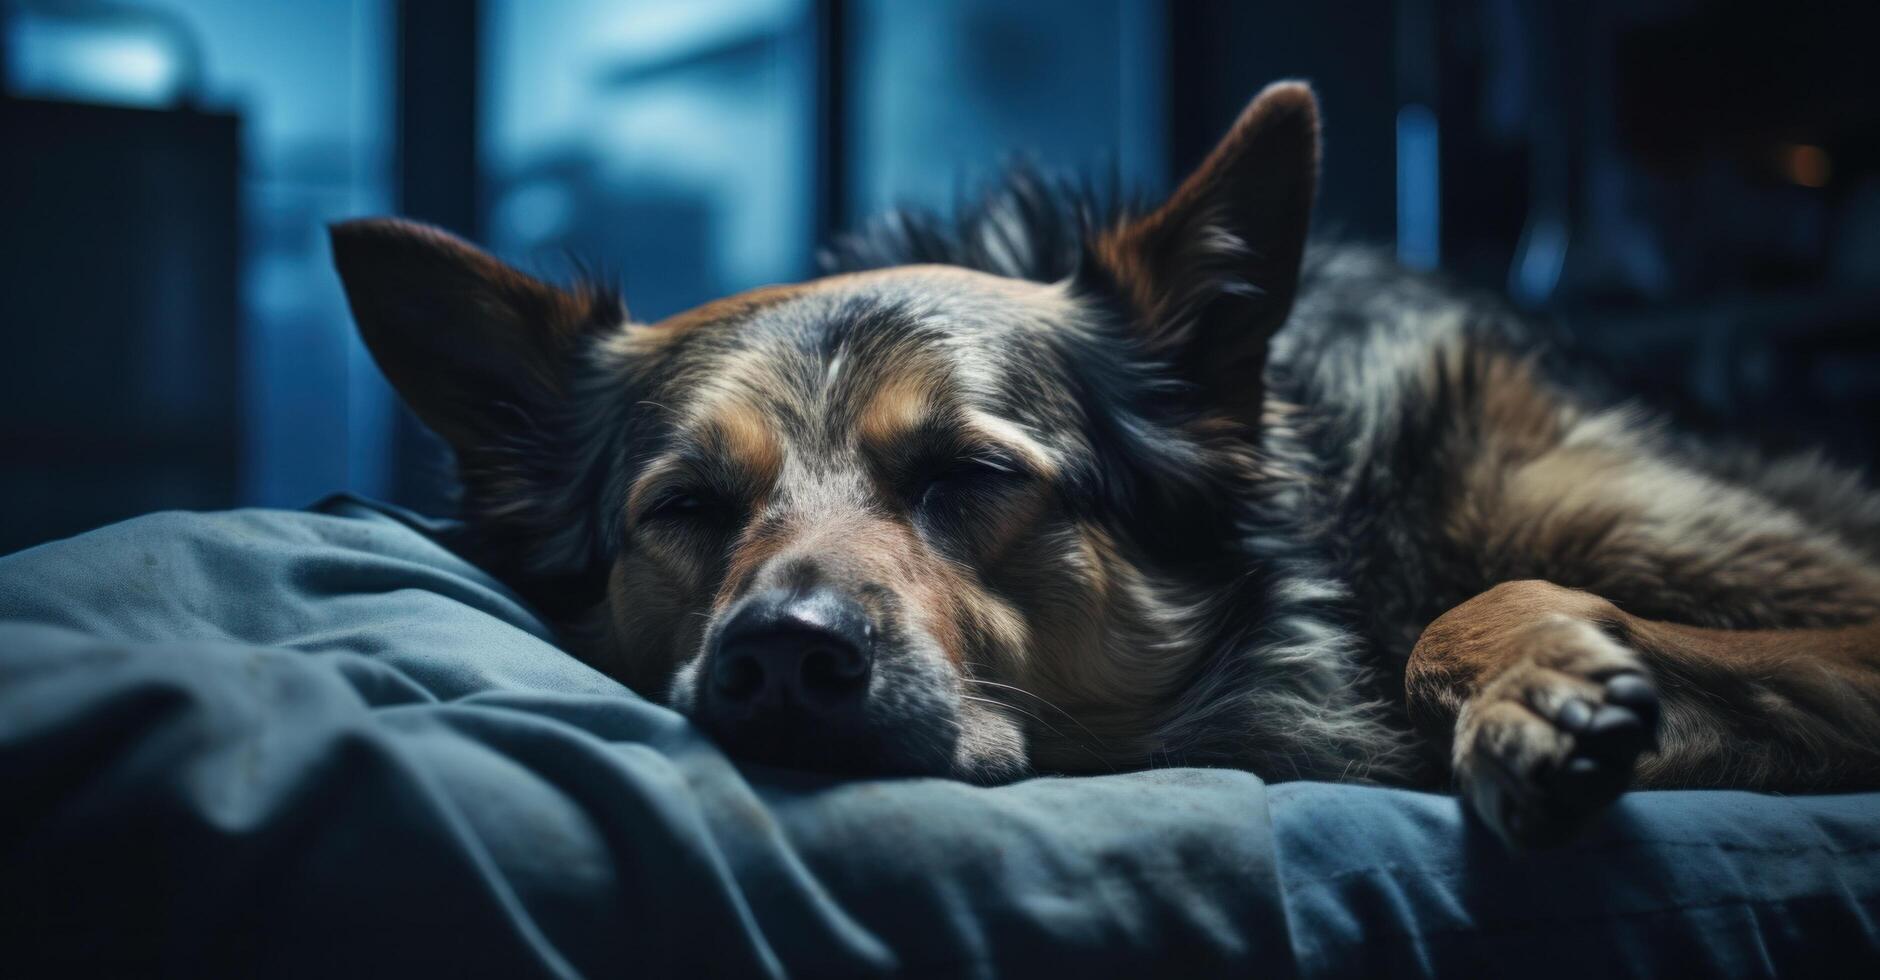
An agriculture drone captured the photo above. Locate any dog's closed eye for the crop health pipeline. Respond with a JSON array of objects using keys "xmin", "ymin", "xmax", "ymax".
[
  {"xmin": 641, "ymin": 489, "xmax": 722, "ymax": 523},
  {"xmin": 630, "ymin": 473, "xmax": 743, "ymax": 537},
  {"xmin": 910, "ymin": 449, "xmax": 1040, "ymax": 548},
  {"xmin": 917, "ymin": 454, "xmax": 1026, "ymax": 508},
  {"xmin": 630, "ymin": 484, "xmax": 743, "ymax": 562}
]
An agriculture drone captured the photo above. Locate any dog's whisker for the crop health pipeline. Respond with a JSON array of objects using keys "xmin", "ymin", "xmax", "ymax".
[
  {"xmin": 958, "ymin": 692, "xmax": 1048, "ymax": 729},
  {"xmin": 964, "ymin": 677, "xmax": 1110, "ymax": 748},
  {"xmin": 960, "ymin": 693, "xmax": 1115, "ymax": 771},
  {"xmin": 958, "ymin": 693, "xmax": 1073, "ymax": 744}
]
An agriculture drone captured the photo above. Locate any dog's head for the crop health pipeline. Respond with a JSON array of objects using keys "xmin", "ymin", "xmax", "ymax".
[{"xmin": 332, "ymin": 83, "xmax": 1319, "ymax": 780}]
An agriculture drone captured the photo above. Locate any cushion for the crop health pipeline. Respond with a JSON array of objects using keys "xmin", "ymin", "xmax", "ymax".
[{"xmin": 1, "ymin": 497, "xmax": 1874, "ymax": 976}]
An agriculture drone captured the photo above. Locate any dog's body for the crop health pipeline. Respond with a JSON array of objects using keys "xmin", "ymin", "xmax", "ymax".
[
  {"xmin": 1234, "ymin": 245, "xmax": 1880, "ymax": 840},
  {"xmin": 333, "ymin": 83, "xmax": 1880, "ymax": 846}
]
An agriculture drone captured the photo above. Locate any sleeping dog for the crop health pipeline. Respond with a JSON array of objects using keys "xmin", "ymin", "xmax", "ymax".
[{"xmin": 331, "ymin": 82, "xmax": 1880, "ymax": 846}]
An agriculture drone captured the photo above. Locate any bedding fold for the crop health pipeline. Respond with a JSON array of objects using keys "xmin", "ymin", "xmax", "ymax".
[
  {"xmin": 0, "ymin": 500, "xmax": 1290, "ymax": 978},
  {"xmin": 2, "ymin": 498, "xmax": 1875, "ymax": 977}
]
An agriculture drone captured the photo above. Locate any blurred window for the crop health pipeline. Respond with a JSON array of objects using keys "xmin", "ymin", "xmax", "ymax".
[
  {"xmin": 4, "ymin": 1, "xmax": 395, "ymax": 506},
  {"xmin": 482, "ymin": 0, "xmax": 817, "ymax": 321},
  {"xmin": 849, "ymin": 0, "xmax": 1166, "ymax": 217}
]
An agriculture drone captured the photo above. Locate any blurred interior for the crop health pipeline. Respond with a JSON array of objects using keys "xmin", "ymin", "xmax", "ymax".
[{"xmin": 4, "ymin": 0, "xmax": 1878, "ymax": 555}]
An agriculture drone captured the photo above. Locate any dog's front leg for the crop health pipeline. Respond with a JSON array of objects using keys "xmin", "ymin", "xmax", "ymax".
[
  {"xmin": 1405, "ymin": 580, "xmax": 1661, "ymax": 847},
  {"xmin": 1409, "ymin": 580, "xmax": 1880, "ymax": 847}
]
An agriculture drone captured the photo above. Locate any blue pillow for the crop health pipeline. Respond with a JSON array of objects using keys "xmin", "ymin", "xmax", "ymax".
[{"xmin": 1, "ymin": 497, "xmax": 1874, "ymax": 976}]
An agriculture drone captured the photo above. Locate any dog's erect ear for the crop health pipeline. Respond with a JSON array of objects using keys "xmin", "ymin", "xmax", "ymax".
[
  {"xmin": 1096, "ymin": 81, "xmax": 1319, "ymax": 424},
  {"xmin": 331, "ymin": 219, "xmax": 624, "ymax": 597},
  {"xmin": 328, "ymin": 218, "xmax": 621, "ymax": 453}
]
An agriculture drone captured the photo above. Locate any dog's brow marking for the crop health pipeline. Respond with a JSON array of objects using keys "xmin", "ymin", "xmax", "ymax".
[
  {"xmin": 711, "ymin": 400, "xmax": 785, "ymax": 487},
  {"xmin": 856, "ymin": 369, "xmax": 939, "ymax": 449}
]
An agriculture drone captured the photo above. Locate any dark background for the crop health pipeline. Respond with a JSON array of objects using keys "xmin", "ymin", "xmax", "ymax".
[{"xmin": 4, "ymin": 0, "xmax": 1878, "ymax": 556}]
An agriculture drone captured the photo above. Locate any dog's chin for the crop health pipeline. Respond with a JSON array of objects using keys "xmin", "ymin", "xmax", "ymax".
[{"xmin": 662, "ymin": 650, "xmax": 1033, "ymax": 783}]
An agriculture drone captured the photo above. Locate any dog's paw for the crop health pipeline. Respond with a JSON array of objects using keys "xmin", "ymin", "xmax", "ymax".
[{"xmin": 1453, "ymin": 616, "xmax": 1660, "ymax": 848}]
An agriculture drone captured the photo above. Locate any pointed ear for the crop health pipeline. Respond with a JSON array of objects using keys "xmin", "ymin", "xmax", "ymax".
[
  {"xmin": 328, "ymin": 218, "xmax": 621, "ymax": 453},
  {"xmin": 1095, "ymin": 81, "xmax": 1319, "ymax": 425}
]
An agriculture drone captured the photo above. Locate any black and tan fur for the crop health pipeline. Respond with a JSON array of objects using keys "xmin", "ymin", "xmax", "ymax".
[{"xmin": 331, "ymin": 83, "xmax": 1880, "ymax": 846}]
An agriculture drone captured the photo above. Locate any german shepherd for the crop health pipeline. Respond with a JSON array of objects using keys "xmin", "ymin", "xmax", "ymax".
[{"xmin": 331, "ymin": 82, "xmax": 1880, "ymax": 847}]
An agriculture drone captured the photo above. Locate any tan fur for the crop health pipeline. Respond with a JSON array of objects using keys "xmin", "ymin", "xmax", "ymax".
[
  {"xmin": 1406, "ymin": 580, "xmax": 1625, "ymax": 740},
  {"xmin": 1444, "ymin": 353, "xmax": 1880, "ymax": 629},
  {"xmin": 1403, "ymin": 347, "xmax": 1880, "ymax": 842},
  {"xmin": 982, "ymin": 516, "xmax": 1224, "ymax": 770},
  {"xmin": 711, "ymin": 401, "xmax": 787, "ymax": 490},
  {"xmin": 1629, "ymin": 617, "xmax": 1880, "ymax": 787},
  {"xmin": 855, "ymin": 369, "xmax": 943, "ymax": 451},
  {"xmin": 1410, "ymin": 580, "xmax": 1880, "ymax": 790}
]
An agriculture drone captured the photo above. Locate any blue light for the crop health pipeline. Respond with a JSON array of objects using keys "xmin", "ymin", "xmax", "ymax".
[
  {"xmin": 1395, "ymin": 103, "xmax": 1440, "ymax": 271},
  {"xmin": 5, "ymin": 17, "xmax": 182, "ymax": 107},
  {"xmin": 1510, "ymin": 216, "xmax": 1568, "ymax": 307}
]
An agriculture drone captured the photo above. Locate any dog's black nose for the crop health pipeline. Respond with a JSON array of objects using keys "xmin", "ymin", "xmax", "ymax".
[{"xmin": 709, "ymin": 588, "xmax": 874, "ymax": 718}]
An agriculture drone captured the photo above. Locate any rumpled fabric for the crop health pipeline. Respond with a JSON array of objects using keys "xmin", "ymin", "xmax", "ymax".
[{"xmin": 1, "ymin": 497, "xmax": 1873, "ymax": 977}]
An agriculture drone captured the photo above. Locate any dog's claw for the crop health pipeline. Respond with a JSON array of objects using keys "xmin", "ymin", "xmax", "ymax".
[
  {"xmin": 1585, "ymin": 703, "xmax": 1640, "ymax": 741},
  {"xmin": 1604, "ymin": 673, "xmax": 1659, "ymax": 723},
  {"xmin": 1556, "ymin": 697, "xmax": 1594, "ymax": 733}
]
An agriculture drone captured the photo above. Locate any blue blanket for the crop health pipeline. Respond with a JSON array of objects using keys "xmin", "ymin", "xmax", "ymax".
[{"xmin": 2, "ymin": 498, "xmax": 1876, "ymax": 977}]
